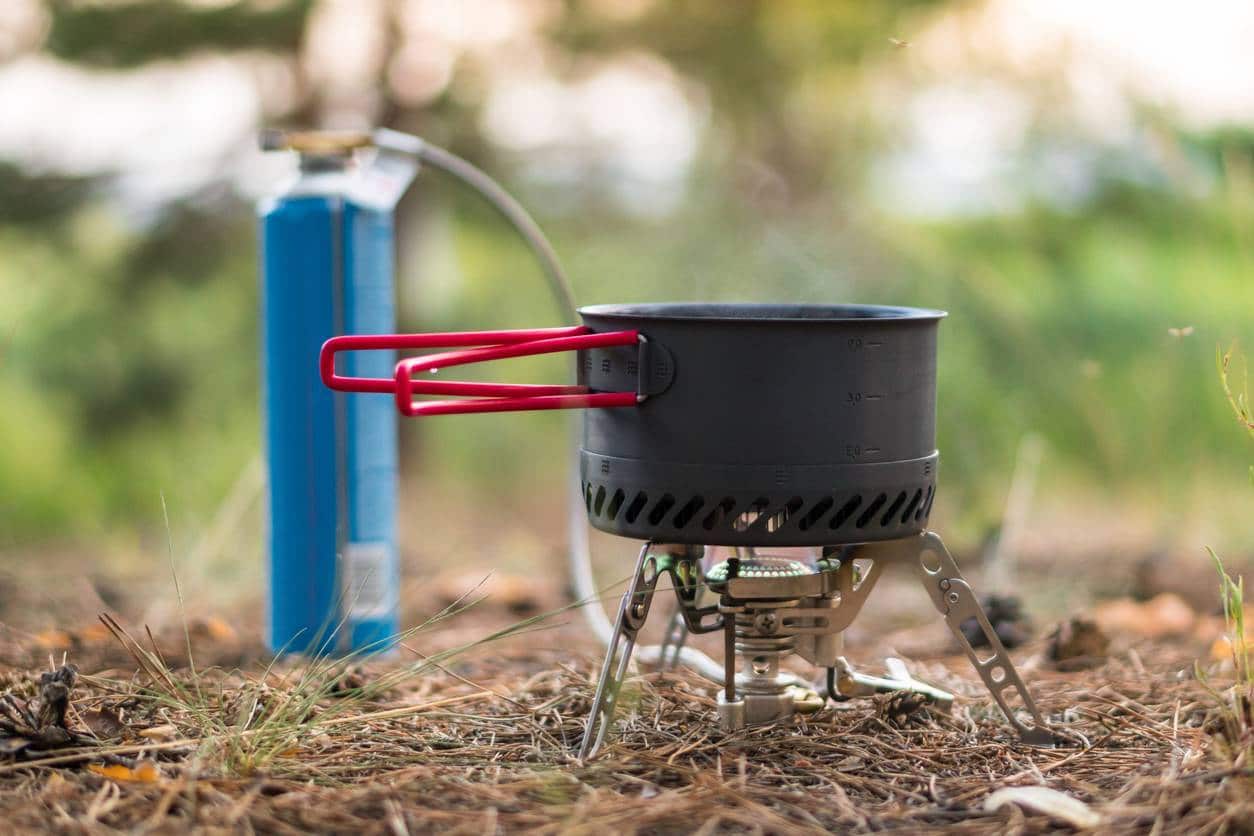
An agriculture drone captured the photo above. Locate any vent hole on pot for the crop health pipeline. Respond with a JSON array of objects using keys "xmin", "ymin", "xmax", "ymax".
[
  {"xmin": 648, "ymin": 494, "xmax": 677, "ymax": 526},
  {"xmin": 702, "ymin": 497, "xmax": 737, "ymax": 531},
  {"xmin": 799, "ymin": 496, "xmax": 834, "ymax": 531},
  {"xmin": 584, "ymin": 483, "xmax": 592, "ymax": 511},
  {"xmin": 766, "ymin": 497, "xmax": 805, "ymax": 533},
  {"xmin": 733, "ymin": 498, "xmax": 772, "ymax": 532},
  {"xmin": 593, "ymin": 486, "xmax": 607, "ymax": 516},
  {"xmin": 901, "ymin": 488, "xmax": 923, "ymax": 523},
  {"xmin": 830, "ymin": 495, "xmax": 863, "ymax": 529},
  {"xmin": 624, "ymin": 492, "xmax": 649, "ymax": 524},
  {"xmin": 673, "ymin": 496, "xmax": 705, "ymax": 528},
  {"xmin": 606, "ymin": 489, "xmax": 626, "ymax": 520},
  {"xmin": 856, "ymin": 494, "xmax": 888, "ymax": 528},
  {"xmin": 916, "ymin": 486, "xmax": 935, "ymax": 521},
  {"xmin": 880, "ymin": 491, "xmax": 907, "ymax": 527}
]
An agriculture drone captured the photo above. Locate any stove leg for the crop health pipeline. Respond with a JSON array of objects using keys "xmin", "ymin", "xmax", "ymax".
[
  {"xmin": 579, "ymin": 542, "xmax": 661, "ymax": 761},
  {"xmin": 913, "ymin": 531, "xmax": 1055, "ymax": 745}
]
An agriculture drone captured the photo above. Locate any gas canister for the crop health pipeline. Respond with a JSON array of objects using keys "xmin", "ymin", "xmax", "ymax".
[{"xmin": 259, "ymin": 131, "xmax": 418, "ymax": 655}]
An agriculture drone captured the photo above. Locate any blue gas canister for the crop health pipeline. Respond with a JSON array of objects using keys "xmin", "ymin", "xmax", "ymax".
[{"xmin": 259, "ymin": 132, "xmax": 419, "ymax": 655}]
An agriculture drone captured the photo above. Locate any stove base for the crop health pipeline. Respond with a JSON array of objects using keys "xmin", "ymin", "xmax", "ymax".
[{"xmin": 579, "ymin": 531, "xmax": 1055, "ymax": 760}]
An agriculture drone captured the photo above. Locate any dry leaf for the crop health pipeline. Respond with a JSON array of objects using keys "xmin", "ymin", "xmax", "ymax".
[
  {"xmin": 431, "ymin": 571, "xmax": 556, "ymax": 617},
  {"xmin": 1048, "ymin": 618, "xmax": 1110, "ymax": 670},
  {"xmin": 1193, "ymin": 614, "xmax": 1226, "ymax": 643},
  {"xmin": 76, "ymin": 622, "xmax": 113, "ymax": 645},
  {"xmin": 79, "ymin": 707, "xmax": 126, "ymax": 739},
  {"xmin": 0, "ymin": 736, "xmax": 33, "ymax": 756},
  {"xmin": 41, "ymin": 771, "xmax": 76, "ymax": 802},
  {"xmin": 1210, "ymin": 633, "xmax": 1254, "ymax": 662},
  {"xmin": 138, "ymin": 724, "xmax": 177, "ymax": 741},
  {"xmin": 985, "ymin": 786, "xmax": 1100, "ymax": 829},
  {"xmin": 189, "ymin": 615, "xmax": 238, "ymax": 643},
  {"xmin": 33, "ymin": 630, "xmax": 73, "ymax": 651},
  {"xmin": 1092, "ymin": 594, "xmax": 1195, "ymax": 639},
  {"xmin": 87, "ymin": 761, "xmax": 160, "ymax": 783}
]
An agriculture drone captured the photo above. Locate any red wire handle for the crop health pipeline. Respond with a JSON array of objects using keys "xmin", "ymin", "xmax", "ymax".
[{"xmin": 319, "ymin": 326, "xmax": 643, "ymax": 417}]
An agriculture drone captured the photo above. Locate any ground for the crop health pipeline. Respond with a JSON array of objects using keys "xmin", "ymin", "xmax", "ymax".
[{"xmin": 0, "ymin": 538, "xmax": 1250, "ymax": 834}]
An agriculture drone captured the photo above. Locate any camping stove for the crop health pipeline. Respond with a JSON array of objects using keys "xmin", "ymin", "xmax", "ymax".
[
  {"xmin": 320, "ymin": 303, "xmax": 1054, "ymax": 758},
  {"xmin": 579, "ymin": 533, "xmax": 1053, "ymax": 759}
]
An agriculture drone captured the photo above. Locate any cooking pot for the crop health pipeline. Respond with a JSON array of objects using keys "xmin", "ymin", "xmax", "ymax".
[{"xmin": 321, "ymin": 302, "xmax": 946, "ymax": 547}]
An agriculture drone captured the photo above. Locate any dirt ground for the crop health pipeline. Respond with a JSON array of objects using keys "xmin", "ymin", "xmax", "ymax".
[{"xmin": 0, "ymin": 540, "xmax": 1251, "ymax": 834}]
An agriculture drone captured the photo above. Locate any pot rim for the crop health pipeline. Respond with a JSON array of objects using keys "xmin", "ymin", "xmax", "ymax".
[{"xmin": 577, "ymin": 302, "xmax": 947, "ymax": 323}]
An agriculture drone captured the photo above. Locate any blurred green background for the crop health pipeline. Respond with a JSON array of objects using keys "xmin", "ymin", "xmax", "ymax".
[{"xmin": 0, "ymin": 0, "xmax": 1251, "ymax": 603}]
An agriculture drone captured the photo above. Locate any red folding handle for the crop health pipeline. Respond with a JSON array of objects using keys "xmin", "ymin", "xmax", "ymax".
[{"xmin": 320, "ymin": 326, "xmax": 642, "ymax": 416}]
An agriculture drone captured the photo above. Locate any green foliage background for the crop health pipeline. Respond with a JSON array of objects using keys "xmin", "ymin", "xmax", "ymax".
[{"xmin": 2, "ymin": 0, "xmax": 1252, "ymax": 556}]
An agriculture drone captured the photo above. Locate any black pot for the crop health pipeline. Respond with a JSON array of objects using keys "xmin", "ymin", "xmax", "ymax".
[
  {"xmin": 574, "ymin": 303, "xmax": 945, "ymax": 546},
  {"xmin": 322, "ymin": 301, "xmax": 945, "ymax": 547}
]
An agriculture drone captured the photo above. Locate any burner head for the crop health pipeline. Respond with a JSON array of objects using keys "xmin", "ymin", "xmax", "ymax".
[
  {"xmin": 705, "ymin": 554, "xmax": 842, "ymax": 600},
  {"xmin": 706, "ymin": 556, "xmax": 811, "ymax": 582},
  {"xmin": 577, "ymin": 303, "xmax": 943, "ymax": 547}
]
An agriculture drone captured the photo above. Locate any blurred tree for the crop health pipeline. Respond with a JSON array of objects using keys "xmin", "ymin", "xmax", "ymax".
[
  {"xmin": 44, "ymin": 0, "xmax": 312, "ymax": 67},
  {"xmin": 1, "ymin": 0, "xmax": 1250, "ymax": 552},
  {"xmin": 0, "ymin": 2, "xmax": 306, "ymax": 538},
  {"xmin": 547, "ymin": 0, "xmax": 940, "ymax": 201},
  {"xmin": 0, "ymin": 162, "xmax": 94, "ymax": 226}
]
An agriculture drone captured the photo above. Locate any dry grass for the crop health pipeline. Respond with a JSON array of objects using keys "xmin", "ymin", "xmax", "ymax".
[{"xmin": 0, "ymin": 611, "xmax": 1251, "ymax": 834}]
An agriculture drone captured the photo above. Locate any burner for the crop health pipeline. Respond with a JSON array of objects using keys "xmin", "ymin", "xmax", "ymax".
[
  {"xmin": 321, "ymin": 302, "xmax": 1055, "ymax": 759},
  {"xmin": 705, "ymin": 555, "xmax": 812, "ymax": 583}
]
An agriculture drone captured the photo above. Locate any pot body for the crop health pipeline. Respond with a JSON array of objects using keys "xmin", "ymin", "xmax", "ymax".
[{"xmin": 575, "ymin": 303, "xmax": 944, "ymax": 546}]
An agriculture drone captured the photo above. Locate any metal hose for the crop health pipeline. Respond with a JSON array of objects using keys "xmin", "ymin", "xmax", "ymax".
[{"xmin": 373, "ymin": 129, "xmax": 576, "ymax": 323}]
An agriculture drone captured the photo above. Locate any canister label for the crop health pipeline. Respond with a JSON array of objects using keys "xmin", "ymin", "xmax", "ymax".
[{"xmin": 342, "ymin": 541, "xmax": 396, "ymax": 620}]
